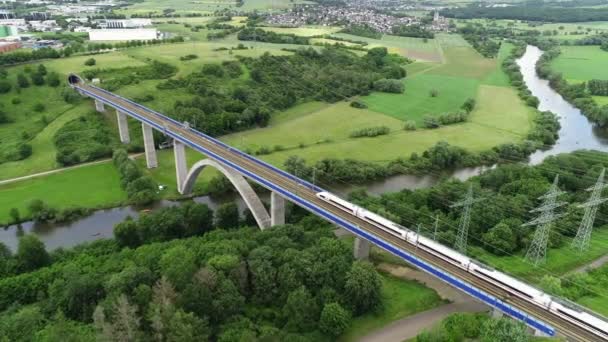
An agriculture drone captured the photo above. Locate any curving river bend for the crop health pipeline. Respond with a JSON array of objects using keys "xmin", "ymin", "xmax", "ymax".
[{"xmin": 2, "ymin": 45, "xmax": 608, "ymax": 251}]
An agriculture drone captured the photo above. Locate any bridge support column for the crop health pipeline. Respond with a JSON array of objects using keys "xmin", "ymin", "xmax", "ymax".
[
  {"xmin": 174, "ymin": 141, "xmax": 188, "ymax": 194},
  {"xmin": 94, "ymin": 99, "xmax": 105, "ymax": 112},
  {"xmin": 142, "ymin": 122, "xmax": 157, "ymax": 169},
  {"xmin": 354, "ymin": 237, "xmax": 370, "ymax": 260},
  {"xmin": 116, "ymin": 110, "xmax": 130, "ymax": 144},
  {"xmin": 533, "ymin": 329, "xmax": 549, "ymax": 337},
  {"xmin": 492, "ymin": 308, "xmax": 504, "ymax": 319},
  {"xmin": 270, "ymin": 192, "xmax": 285, "ymax": 226}
]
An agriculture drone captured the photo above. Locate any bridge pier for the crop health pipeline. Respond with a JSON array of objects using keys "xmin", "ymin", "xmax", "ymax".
[
  {"xmin": 94, "ymin": 99, "xmax": 105, "ymax": 112},
  {"xmin": 116, "ymin": 110, "xmax": 130, "ymax": 144},
  {"xmin": 270, "ymin": 192, "xmax": 285, "ymax": 226},
  {"xmin": 142, "ymin": 122, "xmax": 157, "ymax": 168},
  {"xmin": 174, "ymin": 141, "xmax": 188, "ymax": 194},
  {"xmin": 354, "ymin": 237, "xmax": 371, "ymax": 260},
  {"xmin": 492, "ymin": 308, "xmax": 504, "ymax": 319}
]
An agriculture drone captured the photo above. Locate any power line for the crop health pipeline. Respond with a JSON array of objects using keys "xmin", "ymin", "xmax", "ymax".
[
  {"xmin": 572, "ymin": 168, "xmax": 608, "ymax": 253},
  {"xmin": 524, "ymin": 175, "xmax": 566, "ymax": 266},
  {"xmin": 451, "ymin": 183, "xmax": 481, "ymax": 253}
]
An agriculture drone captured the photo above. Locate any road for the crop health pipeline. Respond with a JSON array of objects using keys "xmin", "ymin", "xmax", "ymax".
[{"xmin": 74, "ymin": 80, "xmax": 604, "ymax": 341}]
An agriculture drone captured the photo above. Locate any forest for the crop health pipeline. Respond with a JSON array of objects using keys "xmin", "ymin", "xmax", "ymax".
[
  {"xmin": 346, "ymin": 151, "xmax": 608, "ymax": 258},
  {"xmin": 441, "ymin": 4, "xmax": 608, "ymax": 22},
  {"xmin": 162, "ymin": 47, "xmax": 408, "ymax": 136},
  {"xmin": 0, "ymin": 206, "xmax": 383, "ymax": 341}
]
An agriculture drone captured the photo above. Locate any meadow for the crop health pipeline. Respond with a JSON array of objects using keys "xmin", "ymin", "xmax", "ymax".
[
  {"xmin": 261, "ymin": 25, "xmax": 342, "ymax": 36},
  {"xmin": 549, "ymin": 45, "xmax": 608, "ymax": 83},
  {"xmin": 118, "ymin": 0, "xmax": 308, "ymax": 15}
]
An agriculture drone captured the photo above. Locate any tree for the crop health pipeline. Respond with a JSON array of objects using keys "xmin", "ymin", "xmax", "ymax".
[
  {"xmin": 17, "ymin": 73, "xmax": 30, "ymax": 88},
  {"xmin": 0, "ymin": 306, "xmax": 46, "ymax": 341},
  {"xmin": 159, "ymin": 246, "xmax": 197, "ymax": 289},
  {"xmin": 31, "ymin": 72, "xmax": 45, "ymax": 86},
  {"xmin": 114, "ymin": 218, "xmax": 141, "ymax": 248},
  {"xmin": 480, "ymin": 317, "xmax": 528, "ymax": 342},
  {"xmin": 482, "ymin": 222, "xmax": 517, "ymax": 255},
  {"xmin": 16, "ymin": 234, "xmax": 50, "ymax": 272},
  {"xmin": 167, "ymin": 310, "xmax": 210, "ymax": 342},
  {"xmin": 0, "ymin": 80, "xmax": 11, "ymax": 93},
  {"xmin": 47, "ymin": 72, "xmax": 60, "ymax": 87},
  {"xmin": 35, "ymin": 311, "xmax": 96, "ymax": 341},
  {"xmin": 215, "ymin": 202, "xmax": 239, "ymax": 229},
  {"xmin": 84, "ymin": 58, "xmax": 96, "ymax": 66},
  {"xmin": 282, "ymin": 286, "xmax": 319, "ymax": 332},
  {"xmin": 37, "ymin": 64, "xmax": 47, "ymax": 75},
  {"xmin": 343, "ymin": 261, "xmax": 382, "ymax": 315},
  {"xmin": 9, "ymin": 207, "xmax": 20, "ymax": 224},
  {"xmin": 94, "ymin": 295, "xmax": 141, "ymax": 341},
  {"xmin": 372, "ymin": 78, "xmax": 404, "ymax": 93},
  {"xmin": 319, "ymin": 302, "xmax": 351, "ymax": 337}
]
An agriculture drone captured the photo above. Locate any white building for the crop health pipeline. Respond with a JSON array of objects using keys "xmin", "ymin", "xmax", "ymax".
[
  {"xmin": 89, "ymin": 28, "xmax": 158, "ymax": 41},
  {"xmin": 96, "ymin": 19, "xmax": 152, "ymax": 29}
]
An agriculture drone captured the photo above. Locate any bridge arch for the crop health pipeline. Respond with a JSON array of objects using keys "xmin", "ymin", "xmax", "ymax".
[{"xmin": 181, "ymin": 159, "xmax": 271, "ymax": 230}]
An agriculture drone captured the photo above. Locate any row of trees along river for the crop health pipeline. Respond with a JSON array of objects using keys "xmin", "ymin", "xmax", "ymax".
[{"xmin": 2, "ymin": 45, "xmax": 608, "ymax": 251}]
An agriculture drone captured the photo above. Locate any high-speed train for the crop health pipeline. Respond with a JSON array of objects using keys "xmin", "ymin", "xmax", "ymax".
[{"xmin": 316, "ymin": 191, "xmax": 608, "ymax": 340}]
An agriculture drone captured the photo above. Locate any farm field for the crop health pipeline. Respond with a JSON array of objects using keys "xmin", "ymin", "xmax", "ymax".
[
  {"xmin": 456, "ymin": 19, "xmax": 608, "ymax": 41},
  {"xmin": 117, "ymin": 0, "xmax": 237, "ymax": 15},
  {"xmin": 549, "ymin": 45, "xmax": 608, "ymax": 83},
  {"xmin": 0, "ymin": 162, "xmax": 127, "ymax": 225},
  {"xmin": 331, "ymin": 33, "xmax": 443, "ymax": 62}
]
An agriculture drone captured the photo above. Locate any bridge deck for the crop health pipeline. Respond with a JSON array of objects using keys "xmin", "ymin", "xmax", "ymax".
[{"xmin": 76, "ymin": 81, "xmax": 603, "ymax": 341}]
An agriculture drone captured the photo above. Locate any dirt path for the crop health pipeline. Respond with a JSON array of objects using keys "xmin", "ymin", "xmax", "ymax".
[
  {"xmin": 0, "ymin": 153, "xmax": 143, "ymax": 186},
  {"xmin": 568, "ymin": 254, "xmax": 608, "ymax": 275},
  {"xmin": 359, "ymin": 263, "xmax": 489, "ymax": 342}
]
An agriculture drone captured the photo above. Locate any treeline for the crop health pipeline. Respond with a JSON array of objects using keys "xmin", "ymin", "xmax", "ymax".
[
  {"xmin": 158, "ymin": 47, "xmax": 407, "ymax": 136},
  {"xmin": 54, "ymin": 112, "xmax": 114, "ymax": 166},
  {"xmin": 0, "ymin": 48, "xmax": 60, "ymax": 67},
  {"xmin": 422, "ymin": 98, "xmax": 476, "ymax": 129},
  {"xmin": 112, "ymin": 149, "xmax": 157, "ymax": 205},
  {"xmin": 416, "ymin": 312, "xmax": 531, "ymax": 341},
  {"xmin": 341, "ymin": 24, "xmax": 382, "ymax": 39},
  {"xmin": 460, "ymin": 25, "xmax": 502, "ymax": 58},
  {"xmin": 536, "ymin": 47, "xmax": 608, "ymax": 126},
  {"xmin": 588, "ymin": 79, "xmax": 608, "ymax": 96},
  {"xmin": 349, "ymin": 151, "xmax": 608, "ymax": 258},
  {"xmin": 82, "ymin": 60, "xmax": 177, "ymax": 91},
  {"xmin": 391, "ymin": 25, "xmax": 434, "ymax": 39},
  {"xmin": 0, "ymin": 209, "xmax": 383, "ymax": 341},
  {"xmin": 441, "ymin": 5, "xmax": 608, "ymax": 22},
  {"xmin": 238, "ymin": 27, "xmax": 310, "ymax": 45}
]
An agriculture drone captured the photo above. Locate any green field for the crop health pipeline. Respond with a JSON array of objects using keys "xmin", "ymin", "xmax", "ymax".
[
  {"xmin": 0, "ymin": 162, "xmax": 127, "ymax": 225},
  {"xmin": 457, "ymin": 19, "xmax": 608, "ymax": 41},
  {"xmin": 340, "ymin": 272, "xmax": 444, "ymax": 342},
  {"xmin": 118, "ymin": 0, "xmax": 309, "ymax": 14},
  {"xmin": 332, "ymin": 33, "xmax": 443, "ymax": 62},
  {"xmin": 550, "ymin": 45, "xmax": 608, "ymax": 83}
]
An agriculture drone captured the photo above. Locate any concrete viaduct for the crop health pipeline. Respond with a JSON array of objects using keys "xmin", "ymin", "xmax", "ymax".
[{"xmin": 70, "ymin": 74, "xmax": 604, "ymax": 341}]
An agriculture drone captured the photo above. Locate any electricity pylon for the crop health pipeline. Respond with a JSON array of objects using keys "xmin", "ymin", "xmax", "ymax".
[
  {"xmin": 451, "ymin": 184, "xmax": 481, "ymax": 254},
  {"xmin": 524, "ymin": 175, "xmax": 566, "ymax": 266},
  {"xmin": 572, "ymin": 168, "xmax": 608, "ymax": 253}
]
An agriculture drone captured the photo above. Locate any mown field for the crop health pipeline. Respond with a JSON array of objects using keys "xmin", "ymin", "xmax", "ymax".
[
  {"xmin": 118, "ymin": 0, "xmax": 309, "ymax": 15},
  {"xmin": 549, "ymin": 45, "xmax": 608, "ymax": 107}
]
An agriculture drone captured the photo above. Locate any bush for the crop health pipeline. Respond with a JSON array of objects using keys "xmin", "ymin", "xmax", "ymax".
[
  {"xmin": 404, "ymin": 120, "xmax": 417, "ymax": 131},
  {"xmin": 179, "ymin": 54, "xmax": 198, "ymax": 61},
  {"xmin": 33, "ymin": 103, "xmax": 45, "ymax": 112},
  {"xmin": 429, "ymin": 89, "xmax": 439, "ymax": 97},
  {"xmin": 17, "ymin": 73, "xmax": 29, "ymax": 88},
  {"xmin": 350, "ymin": 126, "xmax": 390, "ymax": 138},
  {"xmin": 46, "ymin": 72, "xmax": 60, "ymax": 87},
  {"xmin": 0, "ymin": 80, "xmax": 11, "ymax": 93},
  {"xmin": 461, "ymin": 98, "xmax": 476, "ymax": 113},
  {"xmin": 84, "ymin": 58, "xmax": 96, "ymax": 66},
  {"xmin": 11, "ymin": 98, "xmax": 20, "ymax": 105},
  {"xmin": 350, "ymin": 100, "xmax": 368, "ymax": 109},
  {"xmin": 372, "ymin": 78, "xmax": 404, "ymax": 93},
  {"xmin": 30, "ymin": 72, "xmax": 45, "ymax": 86},
  {"xmin": 112, "ymin": 149, "xmax": 157, "ymax": 205}
]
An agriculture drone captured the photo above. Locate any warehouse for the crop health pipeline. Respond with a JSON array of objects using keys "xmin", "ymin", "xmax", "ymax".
[
  {"xmin": 89, "ymin": 28, "xmax": 158, "ymax": 41},
  {"xmin": 0, "ymin": 41, "xmax": 21, "ymax": 53}
]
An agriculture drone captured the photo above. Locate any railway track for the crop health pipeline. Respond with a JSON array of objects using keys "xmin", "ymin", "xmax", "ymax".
[{"xmin": 78, "ymin": 82, "xmax": 604, "ymax": 341}]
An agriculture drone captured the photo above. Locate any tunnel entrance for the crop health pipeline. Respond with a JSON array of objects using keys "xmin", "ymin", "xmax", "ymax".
[{"xmin": 67, "ymin": 74, "xmax": 82, "ymax": 86}]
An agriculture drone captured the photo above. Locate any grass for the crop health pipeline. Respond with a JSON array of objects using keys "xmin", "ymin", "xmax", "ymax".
[
  {"xmin": 339, "ymin": 272, "xmax": 444, "ymax": 342},
  {"xmin": 362, "ymin": 74, "xmax": 479, "ymax": 123},
  {"xmin": 239, "ymin": 0, "xmax": 314, "ymax": 11},
  {"xmin": 471, "ymin": 228, "xmax": 608, "ymax": 283},
  {"xmin": 117, "ymin": 0, "xmax": 236, "ymax": 15},
  {"xmin": 549, "ymin": 45, "xmax": 608, "ymax": 83},
  {"xmin": 0, "ymin": 162, "xmax": 127, "ymax": 225},
  {"xmin": 331, "ymin": 33, "xmax": 443, "ymax": 62}
]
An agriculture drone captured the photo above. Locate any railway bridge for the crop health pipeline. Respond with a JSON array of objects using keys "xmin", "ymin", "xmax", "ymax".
[{"xmin": 69, "ymin": 74, "xmax": 605, "ymax": 341}]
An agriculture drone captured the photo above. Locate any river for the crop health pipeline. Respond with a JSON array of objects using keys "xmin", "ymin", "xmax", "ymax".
[{"xmin": 2, "ymin": 45, "xmax": 607, "ymax": 251}]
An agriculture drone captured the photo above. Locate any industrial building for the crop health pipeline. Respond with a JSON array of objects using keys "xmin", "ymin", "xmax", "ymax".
[
  {"xmin": 95, "ymin": 19, "xmax": 152, "ymax": 29},
  {"xmin": 0, "ymin": 41, "xmax": 21, "ymax": 54},
  {"xmin": 88, "ymin": 28, "xmax": 158, "ymax": 41},
  {"xmin": 0, "ymin": 25, "xmax": 18, "ymax": 38}
]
